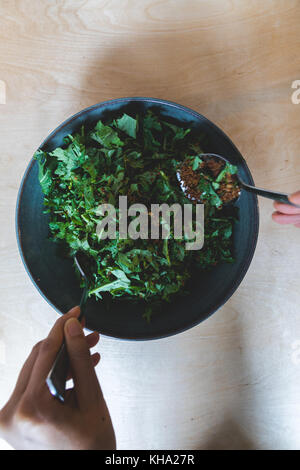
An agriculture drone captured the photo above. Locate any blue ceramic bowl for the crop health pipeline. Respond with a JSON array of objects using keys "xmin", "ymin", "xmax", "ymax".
[{"xmin": 16, "ymin": 97, "xmax": 259, "ymax": 340}]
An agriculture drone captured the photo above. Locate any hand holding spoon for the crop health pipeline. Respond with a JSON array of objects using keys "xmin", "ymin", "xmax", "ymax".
[{"xmin": 46, "ymin": 252, "xmax": 89, "ymax": 402}]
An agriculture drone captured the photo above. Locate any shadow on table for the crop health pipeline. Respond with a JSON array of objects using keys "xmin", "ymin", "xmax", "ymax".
[
  {"xmin": 80, "ymin": 26, "xmax": 251, "ymax": 115},
  {"xmin": 201, "ymin": 416, "xmax": 256, "ymax": 450}
]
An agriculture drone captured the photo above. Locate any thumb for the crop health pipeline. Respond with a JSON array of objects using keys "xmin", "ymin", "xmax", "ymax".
[{"xmin": 64, "ymin": 318, "xmax": 102, "ymax": 409}]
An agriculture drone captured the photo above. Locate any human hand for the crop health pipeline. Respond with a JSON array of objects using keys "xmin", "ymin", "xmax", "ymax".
[
  {"xmin": 272, "ymin": 191, "xmax": 300, "ymax": 227},
  {"xmin": 0, "ymin": 306, "xmax": 116, "ymax": 450}
]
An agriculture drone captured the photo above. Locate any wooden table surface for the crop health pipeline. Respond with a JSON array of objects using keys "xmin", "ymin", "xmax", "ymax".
[{"xmin": 0, "ymin": 0, "xmax": 300, "ymax": 450}]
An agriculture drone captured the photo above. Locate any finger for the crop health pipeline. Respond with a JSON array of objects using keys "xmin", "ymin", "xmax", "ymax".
[
  {"xmin": 66, "ymin": 331, "xmax": 100, "ymax": 379},
  {"xmin": 85, "ymin": 331, "xmax": 100, "ymax": 349},
  {"xmin": 66, "ymin": 347, "xmax": 101, "ymax": 381},
  {"xmin": 67, "ymin": 305, "xmax": 81, "ymax": 315},
  {"xmin": 65, "ymin": 354, "xmax": 101, "ymax": 404},
  {"xmin": 47, "ymin": 306, "xmax": 80, "ymax": 344},
  {"xmin": 289, "ymin": 191, "xmax": 300, "ymax": 205},
  {"xmin": 272, "ymin": 212, "xmax": 300, "ymax": 225},
  {"xmin": 66, "ymin": 351, "xmax": 100, "ymax": 381},
  {"xmin": 27, "ymin": 306, "xmax": 80, "ymax": 391},
  {"xmin": 11, "ymin": 342, "xmax": 41, "ymax": 398},
  {"xmin": 64, "ymin": 318, "xmax": 103, "ymax": 411},
  {"xmin": 273, "ymin": 201, "xmax": 300, "ymax": 215},
  {"xmin": 91, "ymin": 352, "xmax": 101, "ymax": 367},
  {"xmin": 0, "ymin": 342, "xmax": 41, "ymax": 420},
  {"xmin": 294, "ymin": 223, "xmax": 300, "ymax": 228}
]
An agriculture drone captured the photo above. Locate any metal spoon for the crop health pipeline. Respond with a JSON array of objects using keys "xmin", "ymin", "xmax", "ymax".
[
  {"xmin": 180, "ymin": 153, "xmax": 300, "ymax": 208},
  {"xmin": 46, "ymin": 252, "xmax": 89, "ymax": 402}
]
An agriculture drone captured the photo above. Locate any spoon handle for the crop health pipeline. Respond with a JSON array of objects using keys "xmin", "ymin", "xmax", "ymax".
[
  {"xmin": 78, "ymin": 284, "xmax": 89, "ymax": 321},
  {"xmin": 241, "ymin": 182, "xmax": 300, "ymax": 208},
  {"xmin": 46, "ymin": 285, "xmax": 89, "ymax": 402},
  {"xmin": 45, "ymin": 342, "xmax": 69, "ymax": 402}
]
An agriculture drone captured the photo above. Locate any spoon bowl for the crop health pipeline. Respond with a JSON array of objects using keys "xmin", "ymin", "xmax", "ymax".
[
  {"xmin": 177, "ymin": 152, "xmax": 241, "ymax": 206},
  {"xmin": 185, "ymin": 153, "xmax": 300, "ymax": 208}
]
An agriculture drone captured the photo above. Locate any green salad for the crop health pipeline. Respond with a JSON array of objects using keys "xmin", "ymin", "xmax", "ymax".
[{"xmin": 34, "ymin": 111, "xmax": 238, "ymax": 320}]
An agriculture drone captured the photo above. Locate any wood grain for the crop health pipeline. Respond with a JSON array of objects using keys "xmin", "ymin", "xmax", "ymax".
[{"xmin": 0, "ymin": 0, "xmax": 300, "ymax": 450}]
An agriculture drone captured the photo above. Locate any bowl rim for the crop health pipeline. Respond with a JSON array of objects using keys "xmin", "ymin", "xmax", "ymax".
[{"xmin": 15, "ymin": 97, "xmax": 259, "ymax": 340}]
